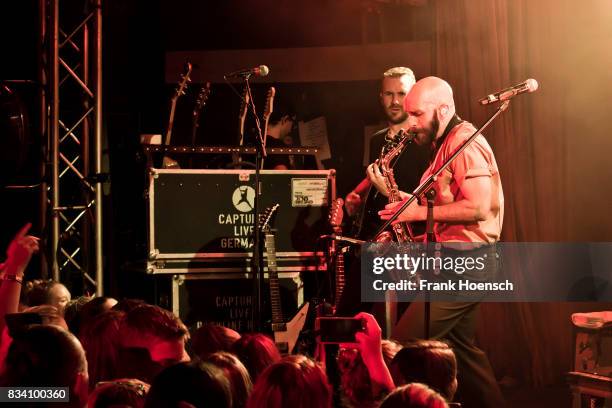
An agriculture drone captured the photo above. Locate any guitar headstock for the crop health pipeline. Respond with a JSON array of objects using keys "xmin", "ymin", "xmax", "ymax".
[
  {"xmin": 238, "ymin": 86, "xmax": 250, "ymax": 118},
  {"xmin": 263, "ymin": 87, "xmax": 276, "ymax": 123},
  {"xmin": 173, "ymin": 62, "xmax": 193, "ymax": 101},
  {"xmin": 329, "ymin": 198, "xmax": 344, "ymax": 233},
  {"xmin": 259, "ymin": 203, "xmax": 280, "ymax": 234},
  {"xmin": 193, "ymin": 82, "xmax": 211, "ymax": 115}
]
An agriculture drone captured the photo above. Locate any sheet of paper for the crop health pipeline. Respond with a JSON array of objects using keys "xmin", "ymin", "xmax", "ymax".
[{"xmin": 298, "ymin": 116, "xmax": 331, "ymax": 164}]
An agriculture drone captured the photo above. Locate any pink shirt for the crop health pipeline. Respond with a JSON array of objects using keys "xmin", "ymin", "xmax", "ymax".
[{"xmin": 420, "ymin": 121, "xmax": 504, "ymax": 243}]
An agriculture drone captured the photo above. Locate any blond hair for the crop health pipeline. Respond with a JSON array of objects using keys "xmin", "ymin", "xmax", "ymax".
[{"xmin": 383, "ymin": 67, "xmax": 415, "ymax": 81}]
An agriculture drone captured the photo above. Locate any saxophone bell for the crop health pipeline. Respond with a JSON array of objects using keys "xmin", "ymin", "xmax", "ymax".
[{"xmin": 374, "ymin": 230, "xmax": 394, "ymax": 243}]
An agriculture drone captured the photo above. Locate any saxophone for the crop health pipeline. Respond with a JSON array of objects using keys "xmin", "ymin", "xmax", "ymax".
[{"xmin": 375, "ymin": 129, "xmax": 416, "ymax": 243}]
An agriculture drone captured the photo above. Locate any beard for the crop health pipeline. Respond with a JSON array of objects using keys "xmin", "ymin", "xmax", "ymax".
[
  {"xmin": 414, "ymin": 111, "xmax": 440, "ymax": 146},
  {"xmin": 385, "ymin": 104, "xmax": 408, "ymax": 125}
]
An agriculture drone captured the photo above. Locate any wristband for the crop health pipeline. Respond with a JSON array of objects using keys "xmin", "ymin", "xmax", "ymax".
[{"xmin": 2, "ymin": 274, "xmax": 23, "ymax": 284}]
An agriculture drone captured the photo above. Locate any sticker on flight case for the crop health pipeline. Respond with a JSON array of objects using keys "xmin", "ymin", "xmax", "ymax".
[
  {"xmin": 232, "ymin": 186, "xmax": 255, "ymax": 212},
  {"xmin": 291, "ymin": 178, "xmax": 328, "ymax": 207}
]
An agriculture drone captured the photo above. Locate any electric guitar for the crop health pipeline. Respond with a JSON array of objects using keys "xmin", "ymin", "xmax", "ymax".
[
  {"xmin": 262, "ymin": 87, "xmax": 275, "ymax": 144},
  {"xmin": 312, "ymin": 198, "xmax": 346, "ymax": 365},
  {"xmin": 260, "ymin": 87, "xmax": 275, "ymax": 168},
  {"xmin": 191, "ymin": 82, "xmax": 211, "ymax": 146},
  {"xmin": 349, "ymin": 129, "xmax": 406, "ymax": 239},
  {"xmin": 237, "ymin": 85, "xmax": 249, "ymax": 147},
  {"xmin": 189, "ymin": 82, "xmax": 211, "ymax": 167},
  {"xmin": 162, "ymin": 62, "xmax": 192, "ymax": 168},
  {"xmin": 329, "ymin": 198, "xmax": 346, "ymax": 312},
  {"xmin": 259, "ymin": 204, "xmax": 310, "ymax": 355},
  {"xmin": 230, "ymin": 86, "xmax": 250, "ymax": 166}
]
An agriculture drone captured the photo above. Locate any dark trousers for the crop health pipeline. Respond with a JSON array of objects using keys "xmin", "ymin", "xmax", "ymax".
[
  {"xmin": 394, "ymin": 301, "xmax": 505, "ymax": 408},
  {"xmin": 393, "ymin": 245, "xmax": 506, "ymax": 408}
]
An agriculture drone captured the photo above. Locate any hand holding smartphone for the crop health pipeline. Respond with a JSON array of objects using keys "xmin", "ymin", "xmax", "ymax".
[{"xmin": 315, "ymin": 317, "xmax": 366, "ymax": 344}]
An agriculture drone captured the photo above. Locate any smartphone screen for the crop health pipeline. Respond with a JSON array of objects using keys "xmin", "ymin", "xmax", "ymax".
[{"xmin": 317, "ymin": 317, "xmax": 365, "ymax": 343}]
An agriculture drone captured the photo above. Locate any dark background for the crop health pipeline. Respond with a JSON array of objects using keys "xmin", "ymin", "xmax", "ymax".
[
  {"xmin": 0, "ymin": 0, "xmax": 434, "ymax": 296},
  {"xmin": 2, "ymin": 0, "xmax": 612, "ymax": 394}
]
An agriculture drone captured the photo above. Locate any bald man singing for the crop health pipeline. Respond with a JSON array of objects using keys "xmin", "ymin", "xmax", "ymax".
[{"xmin": 379, "ymin": 77, "xmax": 505, "ymax": 408}]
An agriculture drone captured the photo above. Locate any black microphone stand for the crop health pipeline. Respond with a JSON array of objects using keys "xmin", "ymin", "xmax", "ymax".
[
  {"xmin": 423, "ymin": 187, "xmax": 436, "ymax": 339},
  {"xmin": 374, "ymin": 100, "xmax": 511, "ymax": 338},
  {"xmin": 242, "ymin": 74, "xmax": 267, "ymax": 333}
]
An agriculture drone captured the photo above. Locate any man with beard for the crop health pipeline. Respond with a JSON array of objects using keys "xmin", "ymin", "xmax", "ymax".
[
  {"xmin": 345, "ymin": 66, "xmax": 429, "ymax": 240},
  {"xmin": 379, "ymin": 76, "xmax": 505, "ymax": 408},
  {"xmin": 335, "ymin": 68, "xmax": 429, "ymax": 318}
]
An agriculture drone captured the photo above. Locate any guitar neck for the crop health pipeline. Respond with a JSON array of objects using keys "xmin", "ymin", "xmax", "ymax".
[
  {"xmin": 165, "ymin": 98, "xmax": 178, "ymax": 146},
  {"xmin": 334, "ymin": 249, "xmax": 345, "ymax": 309},
  {"xmin": 237, "ymin": 96, "xmax": 249, "ymax": 146},
  {"xmin": 191, "ymin": 113, "xmax": 200, "ymax": 145},
  {"xmin": 265, "ymin": 233, "xmax": 284, "ymax": 325},
  {"xmin": 333, "ymin": 226, "xmax": 345, "ymax": 309},
  {"xmin": 165, "ymin": 63, "xmax": 192, "ymax": 147},
  {"xmin": 262, "ymin": 116, "xmax": 271, "ymax": 143},
  {"xmin": 262, "ymin": 87, "xmax": 275, "ymax": 142},
  {"xmin": 191, "ymin": 83, "xmax": 211, "ymax": 146}
]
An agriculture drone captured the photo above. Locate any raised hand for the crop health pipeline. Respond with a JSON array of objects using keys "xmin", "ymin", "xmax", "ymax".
[
  {"xmin": 353, "ymin": 312, "xmax": 395, "ymax": 393},
  {"xmin": 353, "ymin": 312, "xmax": 382, "ymax": 360},
  {"xmin": 4, "ymin": 223, "xmax": 40, "ymax": 275}
]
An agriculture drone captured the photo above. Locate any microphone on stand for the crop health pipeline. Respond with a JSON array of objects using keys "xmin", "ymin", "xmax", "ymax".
[
  {"xmin": 479, "ymin": 79, "xmax": 539, "ymax": 105},
  {"xmin": 224, "ymin": 65, "xmax": 270, "ymax": 79},
  {"xmin": 319, "ymin": 234, "xmax": 366, "ymax": 246}
]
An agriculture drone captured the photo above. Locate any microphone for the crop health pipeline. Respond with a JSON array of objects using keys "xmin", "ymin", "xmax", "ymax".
[
  {"xmin": 479, "ymin": 79, "xmax": 539, "ymax": 105},
  {"xmin": 225, "ymin": 65, "xmax": 270, "ymax": 78},
  {"xmin": 319, "ymin": 234, "xmax": 366, "ymax": 246}
]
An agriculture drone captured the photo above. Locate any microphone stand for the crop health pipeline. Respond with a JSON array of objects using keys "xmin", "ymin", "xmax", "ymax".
[
  {"xmin": 243, "ymin": 74, "xmax": 267, "ymax": 333},
  {"xmin": 373, "ymin": 100, "xmax": 510, "ymax": 339},
  {"xmin": 320, "ymin": 234, "xmax": 366, "ymax": 246},
  {"xmin": 424, "ymin": 188, "xmax": 436, "ymax": 339}
]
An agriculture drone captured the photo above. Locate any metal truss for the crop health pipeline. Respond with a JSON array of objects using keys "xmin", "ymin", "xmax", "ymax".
[{"xmin": 43, "ymin": 0, "xmax": 103, "ymax": 294}]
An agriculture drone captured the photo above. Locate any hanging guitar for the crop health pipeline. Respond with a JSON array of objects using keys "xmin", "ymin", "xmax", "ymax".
[
  {"xmin": 260, "ymin": 87, "xmax": 276, "ymax": 169},
  {"xmin": 259, "ymin": 204, "xmax": 310, "ymax": 355},
  {"xmin": 228, "ymin": 86, "xmax": 251, "ymax": 167},
  {"xmin": 162, "ymin": 62, "xmax": 192, "ymax": 169},
  {"xmin": 189, "ymin": 82, "xmax": 211, "ymax": 167},
  {"xmin": 312, "ymin": 197, "xmax": 347, "ymax": 365},
  {"xmin": 329, "ymin": 198, "xmax": 347, "ymax": 312},
  {"xmin": 191, "ymin": 82, "xmax": 211, "ymax": 145},
  {"xmin": 237, "ymin": 85, "xmax": 249, "ymax": 148}
]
